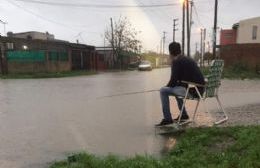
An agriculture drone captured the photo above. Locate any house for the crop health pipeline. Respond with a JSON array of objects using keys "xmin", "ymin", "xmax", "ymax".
[
  {"xmin": 95, "ymin": 47, "xmax": 114, "ymax": 69},
  {"xmin": 0, "ymin": 31, "xmax": 98, "ymax": 74},
  {"xmin": 219, "ymin": 17, "xmax": 260, "ymax": 71},
  {"xmin": 237, "ymin": 17, "xmax": 260, "ymax": 43},
  {"xmin": 7, "ymin": 31, "xmax": 55, "ymax": 41},
  {"xmin": 70, "ymin": 43, "xmax": 96, "ymax": 71},
  {"xmin": 220, "ymin": 17, "xmax": 260, "ymax": 45}
]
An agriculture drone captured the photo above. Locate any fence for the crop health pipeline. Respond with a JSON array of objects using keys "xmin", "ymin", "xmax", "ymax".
[
  {"xmin": 7, "ymin": 50, "xmax": 45, "ymax": 62},
  {"xmin": 220, "ymin": 44, "xmax": 260, "ymax": 71},
  {"xmin": 6, "ymin": 50, "xmax": 71, "ymax": 73}
]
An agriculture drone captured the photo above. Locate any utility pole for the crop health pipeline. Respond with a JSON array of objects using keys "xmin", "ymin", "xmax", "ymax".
[
  {"xmin": 0, "ymin": 20, "xmax": 7, "ymax": 36},
  {"xmin": 200, "ymin": 28, "xmax": 203, "ymax": 67},
  {"xmin": 182, "ymin": 0, "xmax": 185, "ymax": 55},
  {"xmin": 186, "ymin": 0, "xmax": 190, "ymax": 57},
  {"xmin": 162, "ymin": 31, "xmax": 166, "ymax": 56},
  {"xmin": 189, "ymin": 0, "xmax": 193, "ymax": 55},
  {"xmin": 159, "ymin": 38, "xmax": 162, "ymax": 55},
  {"xmin": 0, "ymin": 42, "xmax": 6, "ymax": 74},
  {"xmin": 207, "ymin": 41, "xmax": 211, "ymax": 65},
  {"xmin": 173, "ymin": 18, "xmax": 178, "ymax": 42},
  {"xmin": 0, "ymin": 42, "xmax": 3, "ymax": 74},
  {"xmin": 190, "ymin": 1, "xmax": 193, "ymax": 30},
  {"xmin": 207, "ymin": 41, "xmax": 210, "ymax": 52},
  {"xmin": 110, "ymin": 18, "xmax": 115, "ymax": 65},
  {"xmin": 213, "ymin": 0, "xmax": 218, "ymax": 59},
  {"xmin": 195, "ymin": 42, "xmax": 198, "ymax": 62},
  {"xmin": 203, "ymin": 28, "xmax": 206, "ymax": 67}
]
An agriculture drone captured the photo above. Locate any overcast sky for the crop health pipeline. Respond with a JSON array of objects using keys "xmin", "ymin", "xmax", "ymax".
[{"xmin": 1, "ymin": 0, "xmax": 260, "ymax": 54}]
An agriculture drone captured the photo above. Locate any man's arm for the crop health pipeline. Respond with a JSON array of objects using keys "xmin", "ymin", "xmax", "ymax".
[{"xmin": 166, "ymin": 61, "xmax": 180, "ymax": 87}]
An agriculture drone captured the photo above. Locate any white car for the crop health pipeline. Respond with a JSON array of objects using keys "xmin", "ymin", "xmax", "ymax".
[{"xmin": 138, "ymin": 60, "xmax": 152, "ymax": 71}]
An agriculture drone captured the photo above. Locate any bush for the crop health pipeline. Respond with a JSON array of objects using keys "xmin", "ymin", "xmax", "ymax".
[{"xmin": 230, "ymin": 62, "xmax": 249, "ymax": 73}]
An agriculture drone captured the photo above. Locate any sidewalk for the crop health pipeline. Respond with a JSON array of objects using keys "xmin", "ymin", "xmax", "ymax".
[{"xmin": 187, "ymin": 79, "xmax": 260, "ymax": 126}]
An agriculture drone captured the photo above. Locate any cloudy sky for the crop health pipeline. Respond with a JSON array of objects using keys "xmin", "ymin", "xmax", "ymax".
[{"xmin": 0, "ymin": 0, "xmax": 260, "ymax": 54}]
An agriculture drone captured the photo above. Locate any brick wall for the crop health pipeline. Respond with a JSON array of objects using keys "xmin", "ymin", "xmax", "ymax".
[
  {"xmin": 220, "ymin": 29, "xmax": 237, "ymax": 45},
  {"xmin": 7, "ymin": 62, "xmax": 46, "ymax": 73},
  {"xmin": 7, "ymin": 54, "xmax": 71, "ymax": 73},
  {"xmin": 220, "ymin": 44, "xmax": 260, "ymax": 71}
]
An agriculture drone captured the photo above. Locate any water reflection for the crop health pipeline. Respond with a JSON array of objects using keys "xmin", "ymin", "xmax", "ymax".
[
  {"xmin": 1, "ymin": 70, "xmax": 260, "ymax": 168},
  {"xmin": 0, "ymin": 69, "xmax": 175, "ymax": 168}
]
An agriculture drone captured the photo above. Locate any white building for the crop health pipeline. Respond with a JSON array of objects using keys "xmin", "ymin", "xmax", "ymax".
[
  {"xmin": 7, "ymin": 31, "xmax": 55, "ymax": 40},
  {"xmin": 237, "ymin": 16, "xmax": 260, "ymax": 43}
]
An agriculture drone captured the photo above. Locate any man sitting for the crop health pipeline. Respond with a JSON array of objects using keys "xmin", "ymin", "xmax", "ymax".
[{"xmin": 156, "ymin": 42, "xmax": 205, "ymax": 126}]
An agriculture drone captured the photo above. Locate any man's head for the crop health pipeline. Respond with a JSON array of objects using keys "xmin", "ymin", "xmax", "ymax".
[{"xmin": 169, "ymin": 42, "xmax": 181, "ymax": 57}]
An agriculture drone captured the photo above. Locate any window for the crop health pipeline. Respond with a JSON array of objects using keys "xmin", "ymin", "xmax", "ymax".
[
  {"xmin": 6, "ymin": 43, "xmax": 14, "ymax": 50},
  {"xmin": 59, "ymin": 52, "xmax": 69, "ymax": 61},
  {"xmin": 224, "ymin": 33, "xmax": 233, "ymax": 39},
  {"xmin": 252, "ymin": 25, "xmax": 258, "ymax": 40},
  {"xmin": 48, "ymin": 51, "xmax": 58, "ymax": 61}
]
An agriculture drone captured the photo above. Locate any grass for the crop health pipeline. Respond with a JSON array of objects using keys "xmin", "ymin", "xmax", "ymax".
[
  {"xmin": 0, "ymin": 70, "xmax": 97, "ymax": 79},
  {"xmin": 201, "ymin": 67, "xmax": 260, "ymax": 80},
  {"xmin": 50, "ymin": 125, "xmax": 260, "ymax": 168},
  {"xmin": 222, "ymin": 68, "xmax": 260, "ymax": 79}
]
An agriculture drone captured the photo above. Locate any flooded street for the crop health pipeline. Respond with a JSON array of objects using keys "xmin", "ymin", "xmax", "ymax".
[{"xmin": 0, "ymin": 68, "xmax": 260, "ymax": 168}]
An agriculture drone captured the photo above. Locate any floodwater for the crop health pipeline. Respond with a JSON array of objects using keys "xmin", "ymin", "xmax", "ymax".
[{"xmin": 0, "ymin": 68, "xmax": 260, "ymax": 168}]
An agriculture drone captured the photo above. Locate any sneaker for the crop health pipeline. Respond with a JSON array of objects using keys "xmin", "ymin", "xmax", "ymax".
[
  {"xmin": 173, "ymin": 115, "xmax": 189, "ymax": 122},
  {"xmin": 155, "ymin": 119, "xmax": 173, "ymax": 127}
]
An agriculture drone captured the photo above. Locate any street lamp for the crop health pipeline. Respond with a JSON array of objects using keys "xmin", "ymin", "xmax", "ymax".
[
  {"xmin": 213, "ymin": 0, "xmax": 218, "ymax": 59},
  {"xmin": 181, "ymin": 0, "xmax": 186, "ymax": 55},
  {"xmin": 180, "ymin": 0, "xmax": 185, "ymax": 4},
  {"xmin": 23, "ymin": 45, "xmax": 28, "ymax": 50}
]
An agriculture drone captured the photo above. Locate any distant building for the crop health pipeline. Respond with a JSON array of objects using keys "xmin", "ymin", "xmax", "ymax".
[
  {"xmin": 219, "ymin": 17, "xmax": 260, "ymax": 72},
  {"xmin": 0, "ymin": 34, "xmax": 100, "ymax": 74},
  {"xmin": 7, "ymin": 31, "xmax": 55, "ymax": 41},
  {"xmin": 237, "ymin": 17, "xmax": 260, "ymax": 43},
  {"xmin": 220, "ymin": 17, "xmax": 260, "ymax": 45},
  {"xmin": 96, "ymin": 47, "xmax": 141, "ymax": 69},
  {"xmin": 69, "ymin": 43, "xmax": 96, "ymax": 71},
  {"xmin": 220, "ymin": 29, "xmax": 237, "ymax": 46},
  {"xmin": 96, "ymin": 47, "xmax": 114, "ymax": 69}
]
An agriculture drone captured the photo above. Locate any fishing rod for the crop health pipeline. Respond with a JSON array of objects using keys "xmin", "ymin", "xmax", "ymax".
[{"xmin": 98, "ymin": 89, "xmax": 159, "ymax": 99}]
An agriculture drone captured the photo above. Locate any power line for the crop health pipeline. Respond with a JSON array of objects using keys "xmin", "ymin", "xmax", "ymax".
[
  {"xmin": 173, "ymin": 18, "xmax": 178, "ymax": 41},
  {"xmin": 13, "ymin": 0, "xmax": 180, "ymax": 8},
  {"xmin": 7, "ymin": 0, "xmax": 102, "ymax": 33},
  {"xmin": 136, "ymin": 1, "xmax": 171, "ymax": 28},
  {"xmin": 7, "ymin": 0, "xmax": 77, "ymax": 32},
  {"xmin": 193, "ymin": 2, "xmax": 205, "ymax": 28},
  {"xmin": 0, "ymin": 19, "xmax": 8, "ymax": 35}
]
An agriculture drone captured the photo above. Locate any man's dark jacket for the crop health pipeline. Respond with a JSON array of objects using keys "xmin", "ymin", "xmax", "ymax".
[{"xmin": 167, "ymin": 55, "xmax": 205, "ymax": 97}]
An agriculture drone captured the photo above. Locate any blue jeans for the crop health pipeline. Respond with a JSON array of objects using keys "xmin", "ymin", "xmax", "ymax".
[{"xmin": 160, "ymin": 86, "xmax": 188, "ymax": 121}]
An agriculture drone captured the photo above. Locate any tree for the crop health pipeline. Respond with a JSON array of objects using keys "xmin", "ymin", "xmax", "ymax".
[
  {"xmin": 105, "ymin": 17, "xmax": 141, "ymax": 67},
  {"xmin": 193, "ymin": 51, "xmax": 200, "ymax": 63},
  {"xmin": 204, "ymin": 52, "xmax": 214, "ymax": 65}
]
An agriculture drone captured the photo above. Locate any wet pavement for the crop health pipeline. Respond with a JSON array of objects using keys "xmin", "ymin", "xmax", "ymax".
[{"xmin": 0, "ymin": 68, "xmax": 259, "ymax": 168}]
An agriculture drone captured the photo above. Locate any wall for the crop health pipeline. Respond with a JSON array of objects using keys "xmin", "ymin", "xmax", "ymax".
[
  {"xmin": 69, "ymin": 43, "xmax": 96, "ymax": 71},
  {"xmin": 96, "ymin": 48, "xmax": 114, "ymax": 69},
  {"xmin": 220, "ymin": 44, "xmax": 260, "ymax": 71},
  {"xmin": 95, "ymin": 53, "xmax": 106, "ymax": 70},
  {"xmin": 46, "ymin": 51, "xmax": 71, "ymax": 72},
  {"xmin": 220, "ymin": 29, "xmax": 237, "ymax": 45},
  {"xmin": 7, "ymin": 62, "xmax": 46, "ymax": 73},
  {"xmin": 6, "ymin": 50, "xmax": 71, "ymax": 73},
  {"xmin": 0, "ymin": 37, "xmax": 99, "ymax": 74}
]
